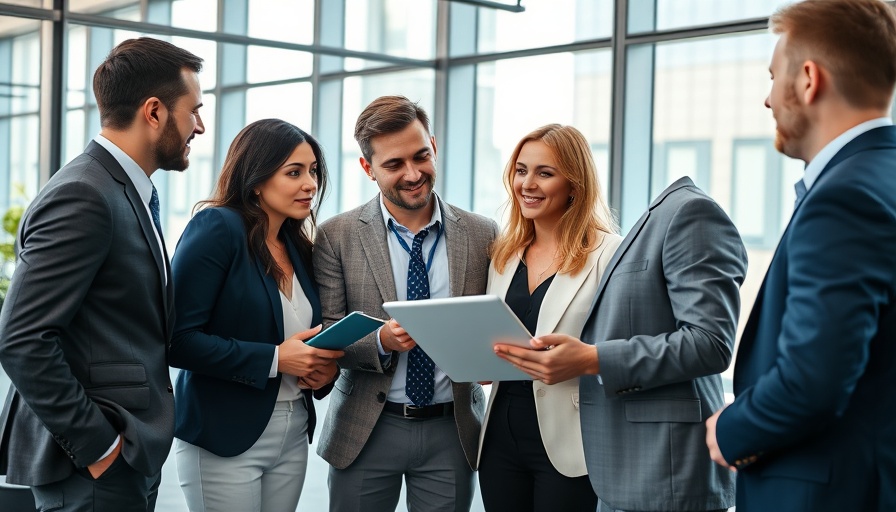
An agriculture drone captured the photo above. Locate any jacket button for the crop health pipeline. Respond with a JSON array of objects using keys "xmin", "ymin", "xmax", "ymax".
[
  {"xmin": 536, "ymin": 389, "xmax": 546, "ymax": 398},
  {"xmin": 376, "ymin": 392, "xmax": 386, "ymax": 403}
]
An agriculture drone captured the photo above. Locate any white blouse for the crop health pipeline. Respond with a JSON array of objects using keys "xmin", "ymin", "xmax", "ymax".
[{"xmin": 276, "ymin": 273, "xmax": 313, "ymax": 402}]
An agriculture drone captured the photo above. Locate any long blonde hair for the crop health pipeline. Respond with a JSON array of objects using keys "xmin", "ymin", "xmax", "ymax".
[{"xmin": 490, "ymin": 124, "xmax": 617, "ymax": 275}]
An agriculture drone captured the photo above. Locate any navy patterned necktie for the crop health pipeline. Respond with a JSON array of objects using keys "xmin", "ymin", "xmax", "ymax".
[
  {"xmin": 794, "ymin": 179, "xmax": 807, "ymax": 210},
  {"xmin": 149, "ymin": 185, "xmax": 163, "ymax": 236},
  {"xmin": 405, "ymin": 227, "xmax": 436, "ymax": 407}
]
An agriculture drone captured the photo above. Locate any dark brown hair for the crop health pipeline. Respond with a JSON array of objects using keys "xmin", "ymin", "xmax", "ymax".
[
  {"xmin": 354, "ymin": 95, "xmax": 431, "ymax": 162},
  {"xmin": 198, "ymin": 119, "xmax": 328, "ymax": 282},
  {"xmin": 93, "ymin": 37, "xmax": 203, "ymax": 130},
  {"xmin": 770, "ymin": 0, "xmax": 896, "ymax": 110}
]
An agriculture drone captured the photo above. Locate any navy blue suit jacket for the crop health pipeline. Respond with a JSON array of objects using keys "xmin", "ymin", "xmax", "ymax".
[
  {"xmin": 717, "ymin": 126, "xmax": 896, "ymax": 511},
  {"xmin": 169, "ymin": 207, "xmax": 322, "ymax": 457}
]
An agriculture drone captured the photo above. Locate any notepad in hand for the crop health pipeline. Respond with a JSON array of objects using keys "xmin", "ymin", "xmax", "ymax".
[{"xmin": 305, "ymin": 311, "xmax": 385, "ymax": 350}]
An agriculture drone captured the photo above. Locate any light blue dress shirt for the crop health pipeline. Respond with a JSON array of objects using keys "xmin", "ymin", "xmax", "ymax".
[{"xmin": 377, "ymin": 194, "xmax": 453, "ymax": 405}]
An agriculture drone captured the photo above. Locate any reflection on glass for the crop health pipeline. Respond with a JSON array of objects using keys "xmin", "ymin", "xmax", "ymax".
[
  {"xmin": 344, "ymin": 0, "xmax": 435, "ymax": 70},
  {"xmin": 338, "ymin": 70, "xmax": 435, "ymax": 214},
  {"xmin": 477, "ymin": 0, "xmax": 612, "ymax": 55},
  {"xmin": 629, "ymin": 0, "xmax": 790, "ymax": 33},
  {"xmin": 69, "ymin": 0, "xmax": 217, "ymax": 30},
  {"xmin": 246, "ymin": 82, "xmax": 312, "ymax": 129},
  {"xmin": 474, "ymin": 51, "xmax": 611, "ymax": 222},
  {"xmin": 248, "ymin": 0, "xmax": 314, "ymax": 44},
  {"xmin": 247, "ymin": 46, "xmax": 313, "ymax": 83}
]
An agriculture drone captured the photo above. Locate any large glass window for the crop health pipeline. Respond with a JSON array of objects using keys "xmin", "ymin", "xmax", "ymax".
[
  {"xmin": 344, "ymin": 0, "xmax": 436, "ymax": 70},
  {"xmin": 477, "ymin": 0, "xmax": 613, "ymax": 54},
  {"xmin": 630, "ymin": 0, "xmax": 791, "ymax": 32}
]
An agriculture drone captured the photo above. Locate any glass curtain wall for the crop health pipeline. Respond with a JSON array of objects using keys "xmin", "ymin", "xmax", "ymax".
[{"xmin": 0, "ymin": 0, "xmax": 821, "ymax": 510}]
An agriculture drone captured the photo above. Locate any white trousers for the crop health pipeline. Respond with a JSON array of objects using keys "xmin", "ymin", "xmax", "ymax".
[{"xmin": 176, "ymin": 399, "xmax": 309, "ymax": 512}]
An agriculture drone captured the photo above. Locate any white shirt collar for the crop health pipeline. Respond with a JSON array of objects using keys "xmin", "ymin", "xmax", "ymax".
[
  {"xmin": 802, "ymin": 117, "xmax": 893, "ymax": 191},
  {"xmin": 93, "ymin": 134, "xmax": 154, "ymax": 206},
  {"xmin": 379, "ymin": 193, "xmax": 443, "ymax": 233}
]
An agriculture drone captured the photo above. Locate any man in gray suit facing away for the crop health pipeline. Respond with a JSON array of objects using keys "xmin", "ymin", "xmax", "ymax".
[
  {"xmin": 0, "ymin": 37, "xmax": 205, "ymax": 511},
  {"xmin": 313, "ymin": 95, "xmax": 497, "ymax": 512},
  {"xmin": 497, "ymin": 176, "xmax": 746, "ymax": 512}
]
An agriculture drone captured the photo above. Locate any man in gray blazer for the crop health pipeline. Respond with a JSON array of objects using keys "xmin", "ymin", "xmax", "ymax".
[
  {"xmin": 314, "ymin": 95, "xmax": 497, "ymax": 512},
  {"xmin": 0, "ymin": 38, "xmax": 205, "ymax": 511},
  {"xmin": 497, "ymin": 176, "xmax": 746, "ymax": 512}
]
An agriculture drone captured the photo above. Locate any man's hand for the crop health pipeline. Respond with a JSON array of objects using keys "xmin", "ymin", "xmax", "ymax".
[
  {"xmin": 278, "ymin": 325, "xmax": 344, "ymax": 378},
  {"xmin": 379, "ymin": 319, "xmax": 417, "ymax": 353},
  {"xmin": 87, "ymin": 435, "xmax": 122, "ymax": 479},
  {"xmin": 706, "ymin": 407, "xmax": 736, "ymax": 471},
  {"xmin": 494, "ymin": 334, "xmax": 599, "ymax": 385}
]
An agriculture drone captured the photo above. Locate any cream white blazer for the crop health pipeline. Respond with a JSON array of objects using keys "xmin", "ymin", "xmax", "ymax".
[{"xmin": 476, "ymin": 232, "xmax": 622, "ymax": 477}]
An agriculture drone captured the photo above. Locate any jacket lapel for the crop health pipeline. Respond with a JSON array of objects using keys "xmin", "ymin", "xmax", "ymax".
[
  {"xmin": 85, "ymin": 142, "xmax": 170, "ymax": 329},
  {"xmin": 358, "ymin": 196, "xmax": 399, "ymax": 303},
  {"xmin": 253, "ymin": 254, "xmax": 285, "ymax": 340},
  {"xmin": 536, "ymin": 242, "xmax": 604, "ymax": 337},
  {"xmin": 441, "ymin": 199, "xmax": 468, "ymax": 297}
]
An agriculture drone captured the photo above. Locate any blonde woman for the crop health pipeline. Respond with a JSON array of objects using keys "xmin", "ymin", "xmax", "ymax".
[{"xmin": 477, "ymin": 124, "xmax": 621, "ymax": 511}]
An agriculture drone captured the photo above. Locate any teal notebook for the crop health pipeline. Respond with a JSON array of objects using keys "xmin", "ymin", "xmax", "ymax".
[{"xmin": 306, "ymin": 311, "xmax": 385, "ymax": 350}]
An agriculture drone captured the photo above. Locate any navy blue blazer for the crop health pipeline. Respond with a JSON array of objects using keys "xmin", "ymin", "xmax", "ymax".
[
  {"xmin": 169, "ymin": 206, "xmax": 322, "ymax": 457},
  {"xmin": 717, "ymin": 126, "xmax": 896, "ymax": 512}
]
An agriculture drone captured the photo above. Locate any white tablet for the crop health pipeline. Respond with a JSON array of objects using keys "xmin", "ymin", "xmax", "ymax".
[{"xmin": 382, "ymin": 294, "xmax": 535, "ymax": 382}]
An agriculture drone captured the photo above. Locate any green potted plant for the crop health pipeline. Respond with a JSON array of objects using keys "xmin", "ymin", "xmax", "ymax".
[{"xmin": 0, "ymin": 203, "xmax": 25, "ymax": 309}]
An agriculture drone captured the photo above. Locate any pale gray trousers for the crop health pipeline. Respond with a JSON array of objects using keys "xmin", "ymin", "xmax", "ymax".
[{"xmin": 176, "ymin": 399, "xmax": 309, "ymax": 512}]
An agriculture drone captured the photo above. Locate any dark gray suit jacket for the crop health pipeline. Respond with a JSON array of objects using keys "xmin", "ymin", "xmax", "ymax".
[
  {"xmin": 0, "ymin": 141, "xmax": 174, "ymax": 486},
  {"xmin": 313, "ymin": 195, "xmax": 498, "ymax": 470},
  {"xmin": 579, "ymin": 177, "xmax": 746, "ymax": 511}
]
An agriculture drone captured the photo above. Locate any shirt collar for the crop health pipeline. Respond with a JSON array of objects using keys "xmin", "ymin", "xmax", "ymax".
[
  {"xmin": 93, "ymin": 134, "xmax": 154, "ymax": 206},
  {"xmin": 379, "ymin": 193, "xmax": 442, "ymax": 233},
  {"xmin": 802, "ymin": 117, "xmax": 893, "ymax": 191}
]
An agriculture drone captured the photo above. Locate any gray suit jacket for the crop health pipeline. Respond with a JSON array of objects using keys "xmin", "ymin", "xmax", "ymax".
[
  {"xmin": 0, "ymin": 141, "xmax": 174, "ymax": 486},
  {"xmin": 579, "ymin": 177, "xmax": 746, "ymax": 510},
  {"xmin": 313, "ymin": 195, "xmax": 498, "ymax": 470}
]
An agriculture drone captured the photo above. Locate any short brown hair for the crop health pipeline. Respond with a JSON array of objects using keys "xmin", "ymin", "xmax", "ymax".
[
  {"xmin": 93, "ymin": 37, "xmax": 203, "ymax": 130},
  {"xmin": 770, "ymin": 0, "xmax": 896, "ymax": 110},
  {"xmin": 353, "ymin": 95, "xmax": 431, "ymax": 162}
]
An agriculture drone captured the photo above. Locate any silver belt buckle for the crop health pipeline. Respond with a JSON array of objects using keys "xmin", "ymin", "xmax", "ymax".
[{"xmin": 403, "ymin": 404, "xmax": 421, "ymax": 417}]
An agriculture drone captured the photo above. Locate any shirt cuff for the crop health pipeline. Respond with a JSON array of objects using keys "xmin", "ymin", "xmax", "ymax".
[
  {"xmin": 95, "ymin": 435, "xmax": 120, "ymax": 464},
  {"xmin": 270, "ymin": 346, "xmax": 279, "ymax": 378}
]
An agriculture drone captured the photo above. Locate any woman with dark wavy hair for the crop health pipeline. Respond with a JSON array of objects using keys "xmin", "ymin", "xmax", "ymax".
[{"xmin": 170, "ymin": 118, "xmax": 342, "ymax": 511}]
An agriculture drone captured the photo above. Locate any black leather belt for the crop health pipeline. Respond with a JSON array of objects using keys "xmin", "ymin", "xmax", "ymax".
[{"xmin": 383, "ymin": 401, "xmax": 454, "ymax": 419}]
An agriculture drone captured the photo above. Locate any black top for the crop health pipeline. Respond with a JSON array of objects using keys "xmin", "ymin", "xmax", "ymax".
[{"xmin": 501, "ymin": 260, "xmax": 555, "ymax": 391}]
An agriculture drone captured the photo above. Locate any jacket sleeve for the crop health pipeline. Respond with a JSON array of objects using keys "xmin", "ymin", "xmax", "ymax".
[
  {"xmin": 168, "ymin": 208, "xmax": 274, "ymax": 389},
  {"xmin": 717, "ymin": 176, "xmax": 896, "ymax": 465},
  {"xmin": 0, "ymin": 180, "xmax": 119, "ymax": 468},
  {"xmin": 597, "ymin": 195, "xmax": 748, "ymax": 395}
]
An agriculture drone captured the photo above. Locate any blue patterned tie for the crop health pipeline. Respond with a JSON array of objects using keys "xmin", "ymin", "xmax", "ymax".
[
  {"xmin": 149, "ymin": 185, "xmax": 163, "ymax": 236},
  {"xmin": 794, "ymin": 179, "xmax": 807, "ymax": 210},
  {"xmin": 405, "ymin": 227, "xmax": 436, "ymax": 407}
]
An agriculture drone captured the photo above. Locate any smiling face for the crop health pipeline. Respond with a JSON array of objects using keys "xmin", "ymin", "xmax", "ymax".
[
  {"xmin": 155, "ymin": 69, "xmax": 205, "ymax": 171},
  {"xmin": 512, "ymin": 139, "xmax": 574, "ymax": 227},
  {"xmin": 361, "ymin": 119, "xmax": 437, "ymax": 215},
  {"xmin": 256, "ymin": 141, "xmax": 318, "ymax": 226},
  {"xmin": 766, "ymin": 34, "xmax": 810, "ymax": 161}
]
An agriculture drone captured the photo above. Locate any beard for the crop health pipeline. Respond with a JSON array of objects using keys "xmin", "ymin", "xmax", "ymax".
[
  {"xmin": 382, "ymin": 174, "xmax": 435, "ymax": 211},
  {"xmin": 773, "ymin": 81, "xmax": 809, "ymax": 159},
  {"xmin": 155, "ymin": 114, "xmax": 190, "ymax": 172}
]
